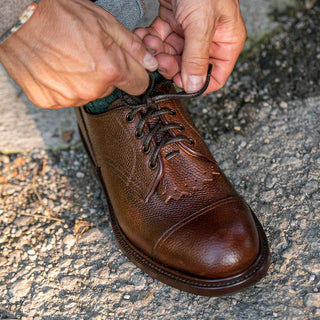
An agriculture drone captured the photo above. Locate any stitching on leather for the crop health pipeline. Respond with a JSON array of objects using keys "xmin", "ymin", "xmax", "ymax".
[{"xmin": 152, "ymin": 196, "xmax": 245, "ymax": 255}]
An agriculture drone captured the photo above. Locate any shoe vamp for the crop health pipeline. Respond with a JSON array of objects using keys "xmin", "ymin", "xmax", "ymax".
[{"xmin": 90, "ymin": 106, "xmax": 239, "ymax": 258}]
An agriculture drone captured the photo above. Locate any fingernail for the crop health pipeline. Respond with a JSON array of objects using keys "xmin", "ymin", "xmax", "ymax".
[
  {"xmin": 143, "ymin": 52, "xmax": 158, "ymax": 71},
  {"xmin": 187, "ymin": 75, "xmax": 205, "ymax": 93},
  {"xmin": 158, "ymin": 67, "xmax": 167, "ymax": 75},
  {"xmin": 146, "ymin": 46, "xmax": 157, "ymax": 55}
]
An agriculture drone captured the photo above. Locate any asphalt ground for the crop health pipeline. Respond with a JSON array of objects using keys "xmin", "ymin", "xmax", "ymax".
[{"xmin": 1, "ymin": 1, "xmax": 319, "ymax": 319}]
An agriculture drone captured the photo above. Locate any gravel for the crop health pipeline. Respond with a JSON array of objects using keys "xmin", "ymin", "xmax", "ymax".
[{"xmin": 0, "ymin": 3, "xmax": 320, "ymax": 320}]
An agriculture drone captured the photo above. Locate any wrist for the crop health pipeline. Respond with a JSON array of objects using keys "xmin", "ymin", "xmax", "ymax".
[{"xmin": 0, "ymin": 2, "xmax": 40, "ymax": 45}]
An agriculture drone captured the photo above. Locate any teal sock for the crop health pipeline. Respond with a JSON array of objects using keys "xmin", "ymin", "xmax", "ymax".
[
  {"xmin": 86, "ymin": 89, "xmax": 120, "ymax": 114},
  {"xmin": 86, "ymin": 71, "xmax": 165, "ymax": 114}
]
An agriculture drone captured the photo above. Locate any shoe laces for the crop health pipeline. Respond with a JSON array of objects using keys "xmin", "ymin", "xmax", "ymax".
[{"xmin": 120, "ymin": 65, "xmax": 212, "ymax": 169}]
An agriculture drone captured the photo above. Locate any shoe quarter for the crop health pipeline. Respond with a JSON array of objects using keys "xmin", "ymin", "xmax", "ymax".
[{"xmin": 80, "ymin": 107, "xmax": 158, "ymax": 200}]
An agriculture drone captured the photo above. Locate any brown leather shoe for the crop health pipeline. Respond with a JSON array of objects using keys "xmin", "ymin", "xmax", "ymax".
[{"xmin": 75, "ymin": 68, "xmax": 270, "ymax": 296}]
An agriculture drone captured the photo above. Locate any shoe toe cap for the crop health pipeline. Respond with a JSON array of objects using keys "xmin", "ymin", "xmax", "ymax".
[{"xmin": 153, "ymin": 198, "xmax": 260, "ymax": 279}]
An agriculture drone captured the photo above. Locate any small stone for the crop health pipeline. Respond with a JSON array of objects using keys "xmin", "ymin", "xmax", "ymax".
[
  {"xmin": 61, "ymin": 130, "xmax": 74, "ymax": 143},
  {"xmin": 9, "ymin": 279, "xmax": 32, "ymax": 302},
  {"xmin": 305, "ymin": 261, "xmax": 320, "ymax": 274},
  {"xmin": 60, "ymin": 276, "xmax": 79, "ymax": 290},
  {"xmin": 260, "ymin": 190, "xmax": 276, "ymax": 203},
  {"xmin": 5, "ymin": 187, "xmax": 16, "ymax": 195},
  {"xmin": 63, "ymin": 234, "xmax": 76, "ymax": 247},
  {"xmin": 28, "ymin": 249, "xmax": 36, "ymax": 256},
  {"xmin": 76, "ymin": 172, "xmax": 85, "ymax": 178},
  {"xmin": 0, "ymin": 234, "xmax": 8, "ymax": 245},
  {"xmin": 265, "ymin": 174, "xmax": 276, "ymax": 189},
  {"xmin": 64, "ymin": 301, "xmax": 77, "ymax": 309},
  {"xmin": 41, "ymin": 243, "xmax": 53, "ymax": 252},
  {"xmin": 301, "ymin": 180, "xmax": 318, "ymax": 195},
  {"xmin": 309, "ymin": 274, "xmax": 316, "ymax": 281},
  {"xmin": 304, "ymin": 293, "xmax": 320, "ymax": 307},
  {"xmin": 30, "ymin": 255, "xmax": 37, "ymax": 261},
  {"xmin": 0, "ymin": 155, "xmax": 10, "ymax": 164},
  {"xmin": 281, "ymin": 157, "xmax": 301, "ymax": 166},
  {"xmin": 14, "ymin": 216, "xmax": 34, "ymax": 228},
  {"xmin": 78, "ymin": 228, "xmax": 102, "ymax": 243},
  {"xmin": 280, "ymin": 101, "xmax": 288, "ymax": 109},
  {"xmin": 123, "ymin": 294, "xmax": 130, "ymax": 300}
]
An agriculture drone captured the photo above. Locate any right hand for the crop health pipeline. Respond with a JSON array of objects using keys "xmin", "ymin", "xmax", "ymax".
[
  {"xmin": 0, "ymin": 0, "xmax": 158, "ymax": 109},
  {"xmin": 135, "ymin": 0, "xmax": 246, "ymax": 94}
]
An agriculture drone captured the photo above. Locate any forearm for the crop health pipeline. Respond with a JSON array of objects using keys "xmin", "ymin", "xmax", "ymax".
[{"xmin": 0, "ymin": 0, "xmax": 145, "ymax": 44}]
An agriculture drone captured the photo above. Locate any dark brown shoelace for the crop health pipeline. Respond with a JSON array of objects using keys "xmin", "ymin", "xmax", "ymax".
[{"xmin": 120, "ymin": 64, "xmax": 213, "ymax": 169}]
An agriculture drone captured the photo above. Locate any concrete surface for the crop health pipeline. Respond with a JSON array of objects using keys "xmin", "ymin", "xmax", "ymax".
[
  {"xmin": 0, "ymin": 71, "xmax": 80, "ymax": 153},
  {"xmin": 1, "ymin": 0, "xmax": 320, "ymax": 319}
]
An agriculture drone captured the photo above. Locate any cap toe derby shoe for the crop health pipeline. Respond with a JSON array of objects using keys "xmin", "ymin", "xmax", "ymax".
[{"xmin": 75, "ymin": 76, "xmax": 270, "ymax": 296}]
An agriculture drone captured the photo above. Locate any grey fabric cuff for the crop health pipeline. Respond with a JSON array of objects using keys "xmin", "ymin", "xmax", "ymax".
[{"xmin": 94, "ymin": 0, "xmax": 145, "ymax": 31}]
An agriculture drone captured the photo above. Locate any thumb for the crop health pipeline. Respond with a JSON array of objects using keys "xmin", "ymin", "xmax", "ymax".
[{"xmin": 181, "ymin": 19, "xmax": 215, "ymax": 93}]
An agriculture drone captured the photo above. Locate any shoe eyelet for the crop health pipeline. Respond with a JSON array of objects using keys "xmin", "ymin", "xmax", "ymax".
[
  {"xmin": 135, "ymin": 130, "xmax": 144, "ymax": 139},
  {"xmin": 126, "ymin": 114, "xmax": 134, "ymax": 122},
  {"xmin": 188, "ymin": 138, "xmax": 195, "ymax": 146},
  {"xmin": 148, "ymin": 161, "xmax": 158, "ymax": 170},
  {"xmin": 169, "ymin": 109, "xmax": 176, "ymax": 116},
  {"xmin": 178, "ymin": 124, "xmax": 184, "ymax": 131},
  {"xmin": 142, "ymin": 145, "xmax": 150, "ymax": 154}
]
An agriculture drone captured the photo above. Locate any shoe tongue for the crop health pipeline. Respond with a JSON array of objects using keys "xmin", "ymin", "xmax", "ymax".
[{"xmin": 109, "ymin": 80, "xmax": 175, "ymax": 112}]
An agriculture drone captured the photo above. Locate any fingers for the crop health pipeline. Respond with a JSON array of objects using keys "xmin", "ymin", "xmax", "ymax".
[
  {"xmin": 135, "ymin": 18, "xmax": 185, "ymax": 80},
  {"xmin": 105, "ymin": 17, "xmax": 158, "ymax": 72},
  {"xmin": 156, "ymin": 53, "xmax": 180, "ymax": 79},
  {"xmin": 180, "ymin": 18, "xmax": 215, "ymax": 93},
  {"xmin": 205, "ymin": 19, "xmax": 246, "ymax": 93},
  {"xmin": 206, "ymin": 46, "xmax": 241, "ymax": 92},
  {"xmin": 157, "ymin": 2, "xmax": 215, "ymax": 93},
  {"xmin": 100, "ymin": 42, "xmax": 150, "ymax": 95}
]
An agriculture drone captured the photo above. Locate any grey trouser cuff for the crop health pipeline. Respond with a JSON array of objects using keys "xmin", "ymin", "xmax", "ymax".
[{"xmin": 95, "ymin": 0, "xmax": 145, "ymax": 31}]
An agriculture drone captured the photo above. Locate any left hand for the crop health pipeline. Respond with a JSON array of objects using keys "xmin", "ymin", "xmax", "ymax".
[{"xmin": 135, "ymin": 0, "xmax": 247, "ymax": 93}]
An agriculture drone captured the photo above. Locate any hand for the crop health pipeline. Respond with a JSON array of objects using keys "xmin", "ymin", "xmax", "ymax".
[
  {"xmin": 135, "ymin": 0, "xmax": 246, "ymax": 93},
  {"xmin": 0, "ymin": 0, "xmax": 158, "ymax": 109}
]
